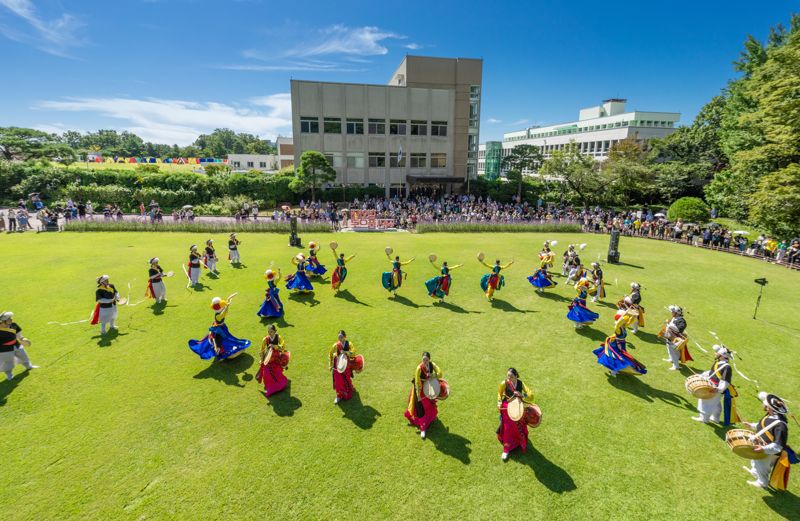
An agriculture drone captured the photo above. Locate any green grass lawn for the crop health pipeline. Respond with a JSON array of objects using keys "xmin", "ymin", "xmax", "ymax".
[{"xmin": 1, "ymin": 232, "xmax": 798, "ymax": 520}]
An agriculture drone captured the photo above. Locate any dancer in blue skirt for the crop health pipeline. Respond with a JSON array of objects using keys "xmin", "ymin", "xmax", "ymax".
[
  {"xmin": 305, "ymin": 241, "xmax": 327, "ymax": 277},
  {"xmin": 424, "ymin": 255, "xmax": 463, "ymax": 303},
  {"xmin": 593, "ymin": 315, "xmax": 647, "ymax": 377},
  {"xmin": 189, "ymin": 294, "xmax": 251, "ymax": 361},
  {"xmin": 382, "ymin": 247, "xmax": 415, "ymax": 296},
  {"xmin": 257, "ymin": 268, "xmax": 284, "ymax": 318},
  {"xmin": 527, "ymin": 260, "xmax": 557, "ymax": 293},
  {"xmin": 285, "ymin": 254, "xmax": 314, "ymax": 293},
  {"xmin": 566, "ymin": 277, "xmax": 600, "ymax": 329}
]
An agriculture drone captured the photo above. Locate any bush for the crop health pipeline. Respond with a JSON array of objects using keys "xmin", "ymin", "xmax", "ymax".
[
  {"xmin": 65, "ymin": 184, "xmax": 133, "ymax": 207},
  {"xmin": 63, "ymin": 220, "xmax": 333, "ymax": 233},
  {"xmin": 193, "ymin": 203, "xmax": 226, "ymax": 215},
  {"xmin": 667, "ymin": 197, "xmax": 710, "ymax": 223},
  {"xmin": 416, "ymin": 222, "xmax": 581, "ymax": 233}
]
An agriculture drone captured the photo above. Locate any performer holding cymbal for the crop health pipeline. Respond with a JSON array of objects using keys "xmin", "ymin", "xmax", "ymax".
[
  {"xmin": 228, "ymin": 233, "xmax": 241, "ymax": 265},
  {"xmin": 91, "ymin": 275, "xmax": 120, "ymax": 335},
  {"xmin": 405, "ymin": 351, "xmax": 446, "ymax": 439},
  {"xmin": 145, "ymin": 257, "xmax": 169, "ymax": 304},
  {"xmin": 742, "ymin": 392, "xmax": 798, "ymax": 489},
  {"xmin": 0, "ymin": 311, "xmax": 38, "ymax": 381},
  {"xmin": 661, "ymin": 305, "xmax": 693, "ymax": 371}
]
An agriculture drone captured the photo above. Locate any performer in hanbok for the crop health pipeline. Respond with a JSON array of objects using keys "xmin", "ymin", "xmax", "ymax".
[
  {"xmin": 405, "ymin": 351, "xmax": 443, "ymax": 439},
  {"xmin": 692, "ymin": 345, "xmax": 739, "ymax": 425},
  {"xmin": 539, "ymin": 241, "xmax": 555, "ymax": 268},
  {"xmin": 204, "ymin": 239, "xmax": 219, "ymax": 274},
  {"xmin": 661, "ymin": 305, "xmax": 693, "ymax": 371},
  {"xmin": 257, "ymin": 269, "xmax": 284, "ymax": 318},
  {"xmin": 527, "ymin": 260, "xmax": 557, "ymax": 292},
  {"xmin": 145, "ymin": 257, "xmax": 167, "ymax": 303},
  {"xmin": 91, "ymin": 275, "xmax": 119, "ymax": 334},
  {"xmin": 565, "ymin": 253, "xmax": 584, "ymax": 286},
  {"xmin": 0, "ymin": 312, "xmax": 38, "ymax": 381},
  {"xmin": 566, "ymin": 278, "xmax": 600, "ymax": 328},
  {"xmin": 285, "ymin": 254, "xmax": 314, "ymax": 293},
  {"xmin": 187, "ymin": 244, "xmax": 203, "ymax": 286},
  {"xmin": 382, "ymin": 253, "xmax": 415, "ymax": 296},
  {"xmin": 328, "ymin": 330, "xmax": 358, "ymax": 404},
  {"xmin": 742, "ymin": 392, "xmax": 798, "ymax": 490},
  {"xmin": 497, "ymin": 368, "xmax": 533, "ymax": 461},
  {"xmin": 305, "ymin": 241, "xmax": 327, "ymax": 276},
  {"xmin": 256, "ymin": 324, "xmax": 290, "ymax": 397},
  {"xmin": 228, "ymin": 233, "xmax": 241, "ymax": 265},
  {"xmin": 593, "ymin": 315, "xmax": 647, "ymax": 376},
  {"xmin": 479, "ymin": 257, "xmax": 513, "ymax": 301},
  {"xmin": 188, "ymin": 294, "xmax": 251, "ymax": 361},
  {"xmin": 330, "ymin": 244, "xmax": 355, "ymax": 291},
  {"xmin": 590, "ymin": 262, "xmax": 605, "ymax": 302},
  {"xmin": 425, "ymin": 258, "xmax": 463, "ymax": 302},
  {"xmin": 616, "ymin": 282, "xmax": 645, "ymax": 333},
  {"xmin": 561, "ymin": 244, "xmax": 576, "ymax": 276}
]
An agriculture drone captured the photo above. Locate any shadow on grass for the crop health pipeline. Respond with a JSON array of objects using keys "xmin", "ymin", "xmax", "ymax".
[
  {"xmin": 93, "ymin": 328, "xmax": 127, "ymax": 347},
  {"xmin": 607, "ymin": 374, "xmax": 692, "ymax": 409},
  {"xmin": 536, "ymin": 292, "xmax": 571, "ymax": 303},
  {"xmin": 230, "ymin": 263, "xmax": 247, "ymax": 270},
  {"xmin": 260, "ymin": 315, "xmax": 294, "ymax": 328},
  {"xmin": 596, "ymin": 300, "xmax": 618, "ymax": 310},
  {"xmin": 288, "ymin": 292, "xmax": 321, "ymax": 307},
  {"xmin": 434, "ymin": 300, "xmax": 481, "ymax": 314},
  {"xmin": 491, "ymin": 299, "xmax": 534, "ymax": 313},
  {"xmin": 338, "ymin": 391, "xmax": 381, "ymax": 429},
  {"xmin": 617, "ymin": 262, "xmax": 645, "ymax": 269},
  {"xmin": 763, "ymin": 490, "xmax": 800, "ymax": 519},
  {"xmin": 576, "ymin": 327, "xmax": 607, "ymax": 342},
  {"xmin": 150, "ymin": 301, "xmax": 169, "ymax": 315},
  {"xmin": 515, "ymin": 444, "xmax": 577, "ymax": 493},
  {"xmin": 0, "ymin": 370, "xmax": 30, "ymax": 407},
  {"xmin": 633, "ymin": 330, "xmax": 662, "ymax": 345},
  {"xmin": 191, "ymin": 283, "xmax": 212, "ymax": 292},
  {"xmin": 428, "ymin": 420, "xmax": 472, "ymax": 464},
  {"xmin": 193, "ymin": 352, "xmax": 255, "ymax": 388},
  {"xmin": 206, "ymin": 272, "xmax": 220, "ymax": 280},
  {"xmin": 334, "ymin": 289, "xmax": 370, "ymax": 307},
  {"xmin": 390, "ymin": 294, "xmax": 427, "ymax": 308},
  {"xmin": 266, "ymin": 380, "xmax": 302, "ymax": 417}
]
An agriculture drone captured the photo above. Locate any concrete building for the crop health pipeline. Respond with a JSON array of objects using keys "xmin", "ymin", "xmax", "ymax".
[
  {"xmin": 276, "ymin": 136, "xmax": 294, "ymax": 169},
  {"xmin": 290, "ymin": 55, "xmax": 482, "ymax": 196},
  {"xmin": 478, "ymin": 99, "xmax": 679, "ymax": 175},
  {"xmin": 228, "ymin": 154, "xmax": 279, "ymax": 172}
]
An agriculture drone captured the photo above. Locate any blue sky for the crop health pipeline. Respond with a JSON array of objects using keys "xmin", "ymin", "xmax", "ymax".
[{"xmin": 1, "ymin": 0, "xmax": 797, "ymax": 145}]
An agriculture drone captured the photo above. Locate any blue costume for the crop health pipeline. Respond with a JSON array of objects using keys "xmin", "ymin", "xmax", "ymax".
[
  {"xmin": 257, "ymin": 278, "xmax": 284, "ymax": 318},
  {"xmin": 306, "ymin": 250, "xmax": 327, "ymax": 276},
  {"xmin": 382, "ymin": 260, "xmax": 406, "ymax": 292},
  {"xmin": 592, "ymin": 326, "xmax": 647, "ymax": 376},
  {"xmin": 425, "ymin": 265, "xmax": 452, "ymax": 299},
  {"xmin": 189, "ymin": 308, "xmax": 251, "ymax": 361},
  {"xmin": 567, "ymin": 286, "xmax": 600, "ymax": 325},
  {"xmin": 528, "ymin": 266, "xmax": 556, "ymax": 290},
  {"xmin": 286, "ymin": 259, "xmax": 314, "ymax": 291}
]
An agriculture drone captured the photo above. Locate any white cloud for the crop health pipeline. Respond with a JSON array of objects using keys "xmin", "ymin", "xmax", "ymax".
[
  {"xmin": 0, "ymin": 0, "xmax": 84, "ymax": 57},
  {"xmin": 219, "ymin": 62, "xmax": 366, "ymax": 73},
  {"xmin": 286, "ymin": 25, "xmax": 403, "ymax": 58},
  {"xmin": 403, "ymin": 43, "xmax": 421, "ymax": 50},
  {"xmin": 486, "ymin": 118, "xmax": 502, "ymax": 124},
  {"xmin": 36, "ymin": 95, "xmax": 293, "ymax": 145}
]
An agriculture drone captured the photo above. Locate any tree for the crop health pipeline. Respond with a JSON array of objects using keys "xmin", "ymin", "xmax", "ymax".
[
  {"xmin": 290, "ymin": 151, "xmax": 336, "ymax": 200},
  {"xmin": 750, "ymin": 164, "xmax": 800, "ymax": 238},
  {"xmin": 0, "ymin": 127, "xmax": 58, "ymax": 160},
  {"xmin": 538, "ymin": 142, "xmax": 600, "ymax": 207},
  {"xmin": 501, "ymin": 144, "xmax": 543, "ymax": 199},
  {"xmin": 667, "ymin": 197, "xmax": 710, "ymax": 223}
]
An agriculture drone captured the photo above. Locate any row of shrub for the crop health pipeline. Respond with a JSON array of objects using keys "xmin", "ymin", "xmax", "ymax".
[
  {"xmin": 415, "ymin": 222, "xmax": 582, "ymax": 234},
  {"xmin": 63, "ymin": 220, "xmax": 334, "ymax": 233}
]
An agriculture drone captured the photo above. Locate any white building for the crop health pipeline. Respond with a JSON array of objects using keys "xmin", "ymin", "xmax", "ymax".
[
  {"xmin": 290, "ymin": 55, "xmax": 482, "ymax": 196},
  {"xmin": 228, "ymin": 154, "xmax": 279, "ymax": 172},
  {"xmin": 276, "ymin": 136, "xmax": 294, "ymax": 169},
  {"xmin": 478, "ymin": 99, "xmax": 680, "ymax": 175}
]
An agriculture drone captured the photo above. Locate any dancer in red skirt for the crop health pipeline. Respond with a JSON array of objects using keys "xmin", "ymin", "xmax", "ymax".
[
  {"xmin": 405, "ymin": 351, "xmax": 444, "ymax": 439},
  {"xmin": 256, "ymin": 324, "xmax": 290, "ymax": 397},
  {"xmin": 497, "ymin": 367, "xmax": 533, "ymax": 461},
  {"xmin": 329, "ymin": 330, "xmax": 358, "ymax": 404}
]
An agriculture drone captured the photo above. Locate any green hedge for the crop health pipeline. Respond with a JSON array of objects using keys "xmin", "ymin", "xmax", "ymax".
[
  {"xmin": 63, "ymin": 220, "xmax": 333, "ymax": 233},
  {"xmin": 416, "ymin": 222, "xmax": 582, "ymax": 233}
]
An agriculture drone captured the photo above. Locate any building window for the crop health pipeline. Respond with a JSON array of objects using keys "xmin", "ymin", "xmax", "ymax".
[
  {"xmin": 300, "ymin": 117, "xmax": 319, "ymax": 133},
  {"xmin": 259, "ymin": 162, "xmax": 267, "ymax": 168},
  {"xmin": 470, "ymin": 85, "xmax": 481, "ymax": 99},
  {"xmin": 346, "ymin": 153, "xmax": 364, "ymax": 168},
  {"xmin": 346, "ymin": 118, "xmax": 364, "ymax": 134},
  {"xmin": 431, "ymin": 153, "xmax": 446, "ymax": 168},
  {"xmin": 368, "ymin": 152, "xmax": 386, "ymax": 167},
  {"xmin": 324, "ymin": 153, "xmax": 344, "ymax": 168},
  {"xmin": 368, "ymin": 118, "xmax": 385, "ymax": 134},
  {"xmin": 233, "ymin": 161, "xmax": 240, "ymax": 168},
  {"xmin": 410, "ymin": 120, "xmax": 427, "ymax": 136},
  {"xmin": 324, "ymin": 117, "xmax": 342, "ymax": 133},
  {"xmin": 247, "ymin": 161, "xmax": 254, "ymax": 168},
  {"xmin": 389, "ymin": 153, "xmax": 406, "ymax": 167},
  {"xmin": 389, "ymin": 119, "xmax": 407, "ymax": 135},
  {"xmin": 410, "ymin": 153, "xmax": 426, "ymax": 168},
  {"xmin": 431, "ymin": 121, "xmax": 448, "ymax": 137}
]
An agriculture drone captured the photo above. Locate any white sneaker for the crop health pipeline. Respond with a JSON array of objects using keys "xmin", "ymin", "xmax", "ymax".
[
  {"xmin": 747, "ymin": 480, "xmax": 766, "ymax": 489},
  {"xmin": 501, "ymin": 451, "xmax": 509, "ymax": 461},
  {"xmin": 420, "ymin": 430, "xmax": 426, "ymax": 439},
  {"xmin": 743, "ymin": 466, "xmax": 758, "ymax": 478},
  {"xmin": 691, "ymin": 416, "xmax": 707, "ymax": 423},
  {"xmin": 668, "ymin": 366, "xmax": 678, "ymax": 371},
  {"xmin": 334, "ymin": 397, "xmax": 340, "ymax": 405},
  {"xmin": 26, "ymin": 365, "xmax": 39, "ymax": 370},
  {"xmin": 662, "ymin": 358, "xmax": 672, "ymax": 362}
]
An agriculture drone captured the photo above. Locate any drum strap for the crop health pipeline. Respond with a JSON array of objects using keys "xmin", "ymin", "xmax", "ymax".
[
  {"xmin": 713, "ymin": 362, "xmax": 729, "ymax": 382},
  {"xmin": 755, "ymin": 420, "xmax": 784, "ymax": 440}
]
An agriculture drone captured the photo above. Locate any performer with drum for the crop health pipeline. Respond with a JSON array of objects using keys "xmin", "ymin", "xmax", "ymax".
[
  {"xmin": 478, "ymin": 255, "xmax": 513, "ymax": 301},
  {"xmin": 405, "ymin": 351, "xmax": 447, "ymax": 439},
  {"xmin": 616, "ymin": 282, "xmax": 645, "ymax": 333},
  {"xmin": 256, "ymin": 324, "xmax": 290, "ymax": 397},
  {"xmin": 228, "ymin": 233, "xmax": 241, "ymax": 265},
  {"xmin": 257, "ymin": 269, "xmax": 284, "ymax": 318},
  {"xmin": 425, "ymin": 257, "xmax": 463, "ymax": 302},
  {"xmin": 742, "ymin": 392, "xmax": 797, "ymax": 489},
  {"xmin": 285, "ymin": 254, "xmax": 314, "ymax": 293},
  {"xmin": 305, "ymin": 241, "xmax": 327, "ymax": 277},
  {"xmin": 561, "ymin": 244, "xmax": 575, "ymax": 276},
  {"xmin": 593, "ymin": 316, "xmax": 647, "ymax": 377},
  {"xmin": 381, "ymin": 249, "xmax": 415, "ymax": 296},
  {"xmin": 204, "ymin": 239, "xmax": 219, "ymax": 275},
  {"xmin": 539, "ymin": 240, "xmax": 555, "ymax": 268},
  {"xmin": 691, "ymin": 345, "xmax": 739, "ymax": 425},
  {"xmin": 91, "ymin": 275, "xmax": 120, "ymax": 335},
  {"xmin": 497, "ymin": 368, "xmax": 538, "ymax": 461},
  {"xmin": 660, "ymin": 306, "xmax": 693, "ymax": 371},
  {"xmin": 187, "ymin": 245, "xmax": 203, "ymax": 287},
  {"xmin": 330, "ymin": 242, "xmax": 355, "ymax": 291},
  {"xmin": 328, "ymin": 330, "xmax": 363, "ymax": 404},
  {"xmin": 527, "ymin": 260, "xmax": 558, "ymax": 293},
  {"xmin": 566, "ymin": 277, "xmax": 600, "ymax": 329},
  {"xmin": 188, "ymin": 294, "xmax": 251, "ymax": 361},
  {"xmin": 566, "ymin": 258, "xmax": 585, "ymax": 286},
  {"xmin": 145, "ymin": 257, "xmax": 168, "ymax": 304},
  {"xmin": 590, "ymin": 262, "xmax": 605, "ymax": 302},
  {"xmin": 0, "ymin": 311, "xmax": 38, "ymax": 381}
]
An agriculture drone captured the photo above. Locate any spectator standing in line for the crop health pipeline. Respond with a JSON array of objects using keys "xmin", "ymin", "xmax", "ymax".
[
  {"xmin": 8, "ymin": 209, "xmax": 17, "ymax": 232},
  {"xmin": 0, "ymin": 211, "xmax": 5, "ymax": 232}
]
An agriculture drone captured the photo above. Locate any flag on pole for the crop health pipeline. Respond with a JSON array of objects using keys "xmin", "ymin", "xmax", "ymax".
[{"xmin": 398, "ymin": 144, "xmax": 403, "ymax": 165}]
